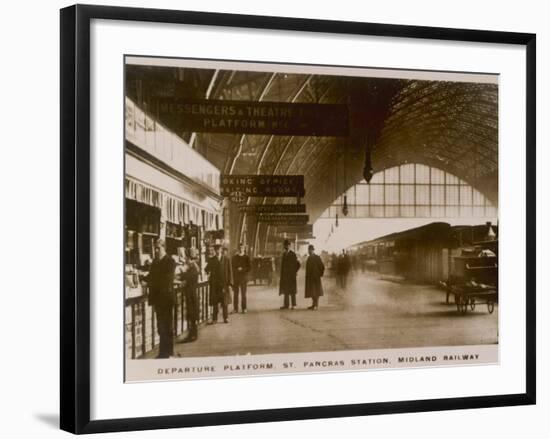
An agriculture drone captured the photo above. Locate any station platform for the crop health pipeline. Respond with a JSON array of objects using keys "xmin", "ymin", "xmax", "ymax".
[{"xmin": 145, "ymin": 271, "xmax": 498, "ymax": 359}]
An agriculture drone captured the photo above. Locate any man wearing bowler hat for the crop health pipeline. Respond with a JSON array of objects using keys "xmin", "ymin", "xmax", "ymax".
[
  {"xmin": 232, "ymin": 243, "xmax": 251, "ymax": 313},
  {"xmin": 205, "ymin": 245, "xmax": 233, "ymax": 323},
  {"xmin": 279, "ymin": 239, "xmax": 300, "ymax": 310},
  {"xmin": 145, "ymin": 239, "xmax": 176, "ymax": 358},
  {"xmin": 305, "ymin": 244, "xmax": 325, "ymax": 310}
]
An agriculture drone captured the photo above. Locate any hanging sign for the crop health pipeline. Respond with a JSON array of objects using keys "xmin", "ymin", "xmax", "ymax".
[
  {"xmin": 220, "ymin": 175, "xmax": 305, "ymax": 198},
  {"xmin": 152, "ymin": 98, "xmax": 348, "ymax": 136},
  {"xmin": 239, "ymin": 204, "xmax": 307, "ymax": 214},
  {"xmin": 257, "ymin": 214, "xmax": 309, "ymax": 226},
  {"xmin": 229, "ymin": 191, "xmax": 247, "ymax": 204}
]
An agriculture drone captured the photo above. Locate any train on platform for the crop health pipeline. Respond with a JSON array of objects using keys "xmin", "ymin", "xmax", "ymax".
[{"xmin": 347, "ymin": 221, "xmax": 498, "ymax": 313}]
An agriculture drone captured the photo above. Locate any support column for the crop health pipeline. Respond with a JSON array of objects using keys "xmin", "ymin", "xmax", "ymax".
[{"xmin": 227, "ymin": 200, "xmax": 241, "ymax": 254}]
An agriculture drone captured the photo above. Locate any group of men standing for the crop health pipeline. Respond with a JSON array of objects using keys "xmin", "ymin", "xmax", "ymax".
[
  {"xmin": 145, "ymin": 241, "xmax": 251, "ymax": 359},
  {"xmin": 205, "ymin": 243, "xmax": 251, "ymax": 324},
  {"xmin": 144, "ymin": 238, "xmax": 326, "ymax": 359},
  {"xmin": 279, "ymin": 239, "xmax": 325, "ymax": 311}
]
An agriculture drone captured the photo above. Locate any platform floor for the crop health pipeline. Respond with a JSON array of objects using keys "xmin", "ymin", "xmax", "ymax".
[{"xmin": 145, "ymin": 271, "xmax": 498, "ymax": 359}]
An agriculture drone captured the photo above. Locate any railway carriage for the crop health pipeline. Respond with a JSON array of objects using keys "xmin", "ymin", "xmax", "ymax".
[{"xmin": 348, "ymin": 222, "xmax": 498, "ymax": 314}]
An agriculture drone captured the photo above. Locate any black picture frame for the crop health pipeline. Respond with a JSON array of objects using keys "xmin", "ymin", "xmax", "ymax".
[{"xmin": 60, "ymin": 4, "xmax": 536, "ymax": 434}]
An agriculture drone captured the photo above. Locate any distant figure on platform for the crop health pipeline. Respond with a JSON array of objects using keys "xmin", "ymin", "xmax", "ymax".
[
  {"xmin": 337, "ymin": 249, "xmax": 351, "ymax": 290},
  {"xmin": 205, "ymin": 245, "xmax": 233, "ymax": 324},
  {"xmin": 305, "ymin": 244, "xmax": 325, "ymax": 310},
  {"xmin": 232, "ymin": 243, "xmax": 251, "ymax": 314},
  {"xmin": 279, "ymin": 239, "xmax": 301, "ymax": 310},
  {"xmin": 252, "ymin": 257, "xmax": 262, "ymax": 285},
  {"xmin": 178, "ymin": 248, "xmax": 200, "ymax": 343},
  {"xmin": 146, "ymin": 239, "xmax": 176, "ymax": 358},
  {"xmin": 333, "ymin": 253, "xmax": 339, "ymax": 277}
]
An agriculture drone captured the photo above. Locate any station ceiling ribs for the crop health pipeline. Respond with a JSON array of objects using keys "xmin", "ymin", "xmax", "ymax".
[{"xmin": 126, "ymin": 64, "xmax": 499, "ymax": 243}]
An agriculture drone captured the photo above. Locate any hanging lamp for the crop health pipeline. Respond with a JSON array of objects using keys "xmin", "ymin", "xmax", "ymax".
[{"xmin": 342, "ymin": 194, "xmax": 349, "ymax": 216}]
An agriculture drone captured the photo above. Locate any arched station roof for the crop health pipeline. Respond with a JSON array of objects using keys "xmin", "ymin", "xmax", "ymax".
[{"xmin": 126, "ymin": 63, "xmax": 498, "ymax": 251}]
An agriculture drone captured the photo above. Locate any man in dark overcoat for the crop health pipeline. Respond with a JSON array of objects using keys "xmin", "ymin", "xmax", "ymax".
[
  {"xmin": 146, "ymin": 239, "xmax": 176, "ymax": 358},
  {"xmin": 178, "ymin": 248, "xmax": 200, "ymax": 343},
  {"xmin": 279, "ymin": 239, "xmax": 301, "ymax": 309},
  {"xmin": 231, "ymin": 243, "xmax": 251, "ymax": 313},
  {"xmin": 305, "ymin": 244, "xmax": 325, "ymax": 310},
  {"xmin": 205, "ymin": 245, "xmax": 233, "ymax": 323}
]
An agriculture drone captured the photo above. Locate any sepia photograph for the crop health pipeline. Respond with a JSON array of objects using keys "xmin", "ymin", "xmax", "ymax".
[{"xmin": 124, "ymin": 55, "xmax": 499, "ymax": 381}]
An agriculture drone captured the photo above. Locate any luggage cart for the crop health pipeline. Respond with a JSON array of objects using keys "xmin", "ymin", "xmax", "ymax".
[
  {"xmin": 446, "ymin": 256, "xmax": 498, "ymax": 315},
  {"xmin": 450, "ymin": 283, "xmax": 497, "ymax": 314}
]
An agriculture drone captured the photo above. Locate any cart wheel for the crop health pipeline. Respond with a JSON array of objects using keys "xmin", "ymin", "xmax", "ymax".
[
  {"xmin": 487, "ymin": 301, "xmax": 495, "ymax": 314},
  {"xmin": 470, "ymin": 298, "xmax": 476, "ymax": 311}
]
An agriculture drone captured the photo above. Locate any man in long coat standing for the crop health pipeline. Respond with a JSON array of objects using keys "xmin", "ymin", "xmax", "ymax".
[
  {"xmin": 146, "ymin": 239, "xmax": 176, "ymax": 358},
  {"xmin": 279, "ymin": 239, "xmax": 301, "ymax": 309},
  {"xmin": 305, "ymin": 244, "xmax": 325, "ymax": 310},
  {"xmin": 178, "ymin": 248, "xmax": 200, "ymax": 343},
  {"xmin": 205, "ymin": 245, "xmax": 233, "ymax": 323},
  {"xmin": 231, "ymin": 243, "xmax": 251, "ymax": 313}
]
